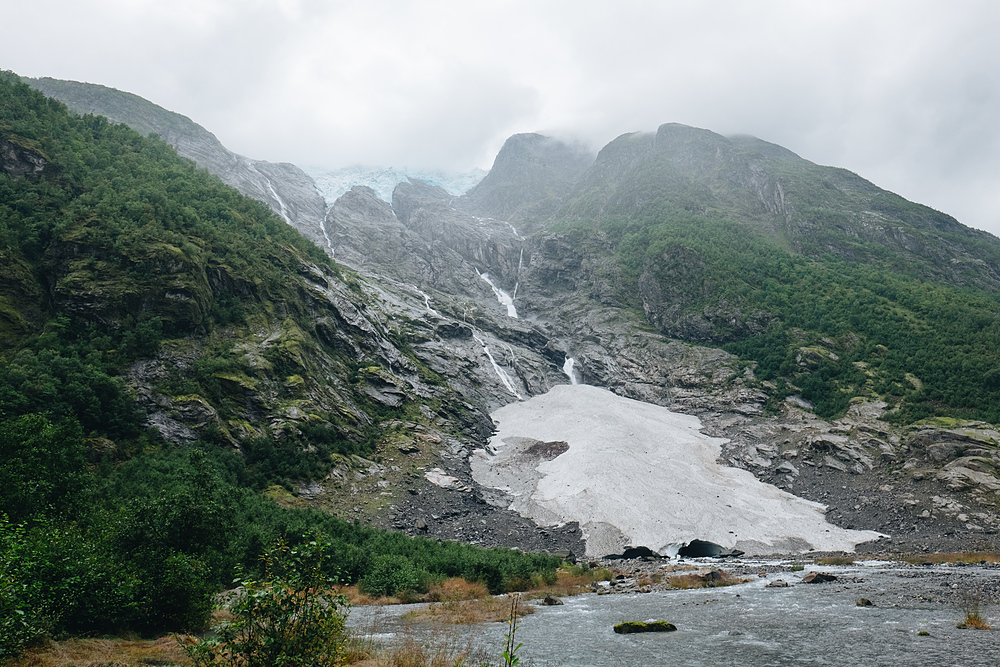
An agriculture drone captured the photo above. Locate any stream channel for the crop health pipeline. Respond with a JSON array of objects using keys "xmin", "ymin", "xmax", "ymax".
[{"xmin": 348, "ymin": 561, "xmax": 1000, "ymax": 666}]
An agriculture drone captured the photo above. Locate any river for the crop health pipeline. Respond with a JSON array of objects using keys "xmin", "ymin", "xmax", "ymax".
[{"xmin": 348, "ymin": 561, "xmax": 1000, "ymax": 666}]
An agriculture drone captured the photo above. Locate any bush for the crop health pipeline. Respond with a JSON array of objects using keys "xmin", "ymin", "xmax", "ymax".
[
  {"xmin": 359, "ymin": 554, "xmax": 426, "ymax": 597},
  {"xmin": 0, "ymin": 518, "xmax": 48, "ymax": 662},
  {"xmin": 184, "ymin": 535, "xmax": 348, "ymax": 667}
]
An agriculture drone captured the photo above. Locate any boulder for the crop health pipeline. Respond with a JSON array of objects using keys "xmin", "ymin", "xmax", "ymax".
[
  {"xmin": 801, "ymin": 571, "xmax": 837, "ymax": 584},
  {"xmin": 550, "ymin": 549, "xmax": 577, "ymax": 563},
  {"xmin": 621, "ymin": 546, "xmax": 660, "ymax": 560},
  {"xmin": 765, "ymin": 579, "xmax": 790, "ymax": 588},
  {"xmin": 696, "ymin": 568, "xmax": 725, "ymax": 582},
  {"xmin": 613, "ymin": 621, "xmax": 677, "ymax": 634},
  {"xmin": 541, "ymin": 594, "xmax": 564, "ymax": 606}
]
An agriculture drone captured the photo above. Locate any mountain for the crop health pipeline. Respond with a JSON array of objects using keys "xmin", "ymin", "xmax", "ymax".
[
  {"xmin": 458, "ymin": 132, "xmax": 594, "ymax": 225},
  {"xmin": 6, "ymin": 71, "xmax": 1000, "ymax": 579},
  {"xmin": 24, "ymin": 76, "xmax": 330, "ymax": 248},
  {"xmin": 322, "ymin": 124, "xmax": 1000, "ymax": 558}
]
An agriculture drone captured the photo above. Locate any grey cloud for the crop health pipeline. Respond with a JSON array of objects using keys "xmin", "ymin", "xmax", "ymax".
[{"xmin": 3, "ymin": 0, "xmax": 1000, "ymax": 235}]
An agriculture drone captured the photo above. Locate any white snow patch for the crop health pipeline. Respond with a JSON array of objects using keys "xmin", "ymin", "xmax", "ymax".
[{"xmin": 471, "ymin": 385, "xmax": 884, "ymax": 557}]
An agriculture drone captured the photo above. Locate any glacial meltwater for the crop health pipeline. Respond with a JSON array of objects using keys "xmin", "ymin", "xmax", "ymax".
[{"xmin": 349, "ymin": 562, "xmax": 1000, "ymax": 666}]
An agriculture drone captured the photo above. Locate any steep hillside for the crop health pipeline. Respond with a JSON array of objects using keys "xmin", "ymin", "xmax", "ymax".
[
  {"xmin": 458, "ymin": 132, "xmax": 594, "ymax": 225},
  {"xmin": 24, "ymin": 77, "xmax": 330, "ymax": 248},
  {"xmin": 0, "ymin": 74, "xmax": 583, "ymax": 645}
]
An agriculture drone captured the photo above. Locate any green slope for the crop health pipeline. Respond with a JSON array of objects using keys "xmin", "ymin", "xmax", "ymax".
[{"xmin": 551, "ymin": 124, "xmax": 1000, "ymax": 422}]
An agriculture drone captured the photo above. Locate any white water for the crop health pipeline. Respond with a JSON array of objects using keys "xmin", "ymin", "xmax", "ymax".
[
  {"xmin": 478, "ymin": 271, "xmax": 518, "ymax": 318},
  {"xmin": 415, "ymin": 288, "xmax": 440, "ymax": 317},
  {"xmin": 318, "ymin": 217, "xmax": 335, "ymax": 256},
  {"xmin": 472, "ymin": 334, "xmax": 522, "ymax": 399},
  {"xmin": 562, "ymin": 357, "xmax": 580, "ymax": 385},
  {"xmin": 247, "ymin": 162, "xmax": 293, "ymax": 225}
]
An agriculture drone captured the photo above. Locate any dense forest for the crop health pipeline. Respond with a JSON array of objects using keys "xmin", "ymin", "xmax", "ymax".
[{"xmin": 0, "ymin": 74, "xmax": 558, "ymax": 658}]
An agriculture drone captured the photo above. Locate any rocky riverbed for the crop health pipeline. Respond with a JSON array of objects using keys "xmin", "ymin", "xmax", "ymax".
[{"xmin": 583, "ymin": 557, "xmax": 1000, "ymax": 607}]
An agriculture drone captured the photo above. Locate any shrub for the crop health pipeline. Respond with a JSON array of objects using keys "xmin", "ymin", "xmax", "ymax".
[
  {"xmin": 359, "ymin": 554, "xmax": 426, "ymax": 598},
  {"xmin": 183, "ymin": 535, "xmax": 348, "ymax": 667},
  {"xmin": 957, "ymin": 588, "xmax": 992, "ymax": 630}
]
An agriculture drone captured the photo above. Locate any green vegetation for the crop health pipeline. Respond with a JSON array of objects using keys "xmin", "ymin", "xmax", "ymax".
[
  {"xmin": 0, "ymin": 73, "xmax": 561, "ymax": 661},
  {"xmin": 555, "ymin": 195, "xmax": 1000, "ymax": 422},
  {"xmin": 183, "ymin": 537, "xmax": 349, "ymax": 667},
  {"xmin": 613, "ymin": 620, "xmax": 677, "ymax": 634},
  {"xmin": 0, "ymin": 422, "xmax": 560, "ymax": 658}
]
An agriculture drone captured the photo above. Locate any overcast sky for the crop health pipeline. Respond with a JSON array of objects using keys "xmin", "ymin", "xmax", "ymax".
[{"xmin": 5, "ymin": 0, "xmax": 1000, "ymax": 236}]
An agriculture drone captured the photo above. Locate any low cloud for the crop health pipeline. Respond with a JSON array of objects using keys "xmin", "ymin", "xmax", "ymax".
[{"xmin": 4, "ymin": 0, "xmax": 999, "ymax": 234}]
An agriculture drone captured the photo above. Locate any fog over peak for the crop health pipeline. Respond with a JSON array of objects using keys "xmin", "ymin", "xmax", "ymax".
[{"xmin": 4, "ymin": 0, "xmax": 1000, "ymax": 235}]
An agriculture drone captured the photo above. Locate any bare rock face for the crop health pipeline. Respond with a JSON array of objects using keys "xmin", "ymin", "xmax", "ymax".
[
  {"xmin": 18, "ymin": 79, "xmax": 998, "ymax": 556},
  {"xmin": 0, "ymin": 137, "xmax": 47, "ymax": 179}
]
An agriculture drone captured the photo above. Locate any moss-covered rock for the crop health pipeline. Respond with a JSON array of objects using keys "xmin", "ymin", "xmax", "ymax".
[{"xmin": 613, "ymin": 621, "xmax": 677, "ymax": 634}]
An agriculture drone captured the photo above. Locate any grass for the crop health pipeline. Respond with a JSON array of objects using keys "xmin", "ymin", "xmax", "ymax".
[
  {"xmin": 343, "ymin": 629, "xmax": 498, "ymax": 666},
  {"xmin": 667, "ymin": 568, "xmax": 749, "ymax": 589},
  {"xmin": 956, "ymin": 588, "xmax": 993, "ymax": 630},
  {"xmin": 813, "ymin": 556, "xmax": 855, "ymax": 566},
  {"xmin": 8, "ymin": 636, "xmax": 188, "ymax": 667},
  {"xmin": 402, "ymin": 596, "xmax": 536, "ymax": 625},
  {"xmin": 338, "ymin": 566, "xmax": 614, "ymax": 608}
]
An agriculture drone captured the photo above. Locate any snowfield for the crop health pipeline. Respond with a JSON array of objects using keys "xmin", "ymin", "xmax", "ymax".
[{"xmin": 471, "ymin": 384, "xmax": 883, "ymax": 557}]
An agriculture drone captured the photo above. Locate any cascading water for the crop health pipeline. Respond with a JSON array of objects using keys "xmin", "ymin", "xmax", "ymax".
[
  {"xmin": 472, "ymin": 333, "xmax": 522, "ymax": 399},
  {"xmin": 318, "ymin": 218, "xmax": 335, "ymax": 257},
  {"xmin": 562, "ymin": 357, "xmax": 580, "ymax": 385},
  {"xmin": 415, "ymin": 288, "xmax": 440, "ymax": 317},
  {"xmin": 478, "ymin": 271, "xmax": 518, "ymax": 318},
  {"xmin": 512, "ymin": 247, "xmax": 524, "ymax": 299}
]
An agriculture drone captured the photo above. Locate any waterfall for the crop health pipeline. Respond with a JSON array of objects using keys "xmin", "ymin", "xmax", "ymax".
[
  {"xmin": 415, "ymin": 288, "xmax": 440, "ymax": 317},
  {"xmin": 318, "ymin": 217, "xmax": 335, "ymax": 257},
  {"xmin": 473, "ymin": 334, "xmax": 523, "ymax": 399},
  {"xmin": 563, "ymin": 357, "xmax": 580, "ymax": 385},
  {"xmin": 512, "ymin": 247, "xmax": 524, "ymax": 299},
  {"xmin": 478, "ymin": 271, "xmax": 518, "ymax": 318}
]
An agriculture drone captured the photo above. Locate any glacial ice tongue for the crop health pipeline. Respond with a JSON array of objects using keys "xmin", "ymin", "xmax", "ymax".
[{"xmin": 471, "ymin": 385, "xmax": 883, "ymax": 557}]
